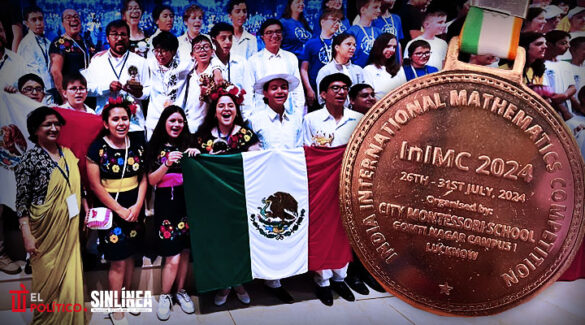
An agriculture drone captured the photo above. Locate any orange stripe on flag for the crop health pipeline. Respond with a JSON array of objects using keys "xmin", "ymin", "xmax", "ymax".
[{"xmin": 508, "ymin": 17, "xmax": 523, "ymax": 60}]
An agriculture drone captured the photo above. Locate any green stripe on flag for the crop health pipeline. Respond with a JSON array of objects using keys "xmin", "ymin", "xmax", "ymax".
[
  {"xmin": 460, "ymin": 6, "xmax": 483, "ymax": 54},
  {"xmin": 183, "ymin": 154, "xmax": 252, "ymax": 293}
]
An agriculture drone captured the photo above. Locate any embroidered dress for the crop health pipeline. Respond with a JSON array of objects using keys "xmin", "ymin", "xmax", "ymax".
[
  {"xmin": 130, "ymin": 35, "xmax": 150, "ymax": 58},
  {"xmin": 49, "ymin": 34, "xmax": 96, "ymax": 76},
  {"xmin": 86, "ymin": 133, "xmax": 145, "ymax": 261},
  {"xmin": 15, "ymin": 146, "xmax": 84, "ymax": 325},
  {"xmin": 196, "ymin": 126, "xmax": 258, "ymax": 155},
  {"xmin": 152, "ymin": 144, "xmax": 189, "ymax": 256}
]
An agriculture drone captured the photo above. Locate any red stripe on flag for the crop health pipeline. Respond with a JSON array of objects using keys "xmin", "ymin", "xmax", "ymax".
[{"xmin": 305, "ymin": 145, "xmax": 353, "ymax": 271}]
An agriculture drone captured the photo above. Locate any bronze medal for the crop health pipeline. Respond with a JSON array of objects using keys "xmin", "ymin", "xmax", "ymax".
[{"xmin": 340, "ymin": 38, "xmax": 585, "ymax": 316}]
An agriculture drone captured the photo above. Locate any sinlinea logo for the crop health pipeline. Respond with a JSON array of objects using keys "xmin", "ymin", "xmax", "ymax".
[
  {"xmin": 90, "ymin": 288, "xmax": 152, "ymax": 312},
  {"xmin": 10, "ymin": 283, "xmax": 86, "ymax": 313}
]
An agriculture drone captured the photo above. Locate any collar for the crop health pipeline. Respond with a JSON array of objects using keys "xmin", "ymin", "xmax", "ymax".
[
  {"xmin": 266, "ymin": 106, "xmax": 288, "ymax": 122},
  {"xmin": 333, "ymin": 58, "xmax": 351, "ymax": 68},
  {"xmin": 263, "ymin": 48, "xmax": 283, "ymax": 59},
  {"xmin": 108, "ymin": 49, "xmax": 129, "ymax": 60},
  {"xmin": 321, "ymin": 106, "xmax": 352, "ymax": 123}
]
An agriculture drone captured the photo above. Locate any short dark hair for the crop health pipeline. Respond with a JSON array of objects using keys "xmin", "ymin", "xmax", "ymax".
[
  {"xmin": 152, "ymin": 5, "xmax": 173, "ymax": 22},
  {"xmin": 407, "ymin": 39, "xmax": 431, "ymax": 57},
  {"xmin": 259, "ymin": 18, "xmax": 283, "ymax": 36},
  {"xmin": 106, "ymin": 19, "xmax": 130, "ymax": 36},
  {"xmin": 570, "ymin": 36, "xmax": 585, "ymax": 49},
  {"xmin": 526, "ymin": 7, "xmax": 546, "ymax": 24},
  {"xmin": 320, "ymin": 8, "xmax": 344, "ymax": 24},
  {"xmin": 227, "ymin": 0, "xmax": 247, "ymax": 14},
  {"xmin": 152, "ymin": 31, "xmax": 179, "ymax": 52},
  {"xmin": 23, "ymin": 5, "xmax": 43, "ymax": 21},
  {"xmin": 191, "ymin": 34, "xmax": 212, "ymax": 50},
  {"xmin": 18, "ymin": 73, "xmax": 45, "ymax": 91},
  {"xmin": 210, "ymin": 22, "xmax": 234, "ymax": 39},
  {"xmin": 545, "ymin": 30, "xmax": 571, "ymax": 44},
  {"xmin": 349, "ymin": 83, "xmax": 374, "ymax": 100},
  {"xmin": 332, "ymin": 32, "xmax": 355, "ymax": 59},
  {"xmin": 319, "ymin": 73, "xmax": 352, "ymax": 94},
  {"xmin": 182, "ymin": 4, "xmax": 203, "ymax": 21},
  {"xmin": 62, "ymin": 72, "xmax": 87, "ymax": 90},
  {"xmin": 26, "ymin": 107, "xmax": 66, "ymax": 144}
]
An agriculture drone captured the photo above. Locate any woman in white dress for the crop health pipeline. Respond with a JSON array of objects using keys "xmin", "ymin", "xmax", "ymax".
[{"xmin": 363, "ymin": 33, "xmax": 406, "ymax": 101}]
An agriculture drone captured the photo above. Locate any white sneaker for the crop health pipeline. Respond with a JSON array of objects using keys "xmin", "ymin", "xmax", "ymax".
[
  {"xmin": 175, "ymin": 289, "xmax": 195, "ymax": 314},
  {"xmin": 157, "ymin": 294, "xmax": 172, "ymax": 321},
  {"xmin": 214, "ymin": 289, "xmax": 230, "ymax": 306}
]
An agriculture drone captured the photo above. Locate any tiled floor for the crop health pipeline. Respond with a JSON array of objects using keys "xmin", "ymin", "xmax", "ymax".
[{"xmin": 2, "ymin": 277, "xmax": 584, "ymax": 325}]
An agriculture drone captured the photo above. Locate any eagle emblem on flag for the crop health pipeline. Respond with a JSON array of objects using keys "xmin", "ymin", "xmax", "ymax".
[{"xmin": 250, "ymin": 191, "xmax": 306, "ymax": 240}]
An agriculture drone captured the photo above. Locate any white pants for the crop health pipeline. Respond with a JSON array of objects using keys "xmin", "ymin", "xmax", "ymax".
[{"xmin": 314, "ymin": 263, "xmax": 349, "ymax": 287}]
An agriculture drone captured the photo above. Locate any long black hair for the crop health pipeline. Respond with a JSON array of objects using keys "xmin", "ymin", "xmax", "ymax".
[
  {"xmin": 194, "ymin": 94, "xmax": 246, "ymax": 141},
  {"xmin": 366, "ymin": 33, "xmax": 400, "ymax": 76},
  {"xmin": 146, "ymin": 105, "xmax": 192, "ymax": 172},
  {"xmin": 520, "ymin": 32, "xmax": 546, "ymax": 79},
  {"xmin": 282, "ymin": 0, "xmax": 312, "ymax": 33}
]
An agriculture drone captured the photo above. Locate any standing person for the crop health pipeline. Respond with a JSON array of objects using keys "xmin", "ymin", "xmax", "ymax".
[
  {"xmin": 403, "ymin": 10, "xmax": 448, "ymax": 70},
  {"xmin": 398, "ymin": 0, "xmax": 431, "ymax": 46},
  {"xmin": 209, "ymin": 22, "xmax": 247, "ymax": 88},
  {"xmin": 184, "ymin": 35, "xmax": 216, "ymax": 133},
  {"xmin": 373, "ymin": 0, "xmax": 404, "ymax": 43},
  {"xmin": 86, "ymin": 98, "xmax": 147, "ymax": 325},
  {"xmin": 16, "ymin": 107, "xmax": 84, "ymax": 325},
  {"xmin": 402, "ymin": 40, "xmax": 438, "ymax": 81},
  {"xmin": 60, "ymin": 73, "xmax": 96, "ymax": 114},
  {"xmin": 280, "ymin": 0, "xmax": 313, "ymax": 60},
  {"xmin": 348, "ymin": 83, "xmax": 376, "ymax": 114},
  {"xmin": 347, "ymin": 0, "xmax": 383, "ymax": 68},
  {"xmin": 242, "ymin": 19, "xmax": 305, "ymax": 120},
  {"xmin": 17, "ymin": 6, "xmax": 54, "ymax": 97},
  {"xmin": 148, "ymin": 5, "xmax": 175, "ymax": 59},
  {"xmin": 302, "ymin": 73, "xmax": 363, "ymax": 306},
  {"xmin": 363, "ymin": 33, "xmax": 406, "ymax": 100},
  {"xmin": 249, "ymin": 74, "xmax": 303, "ymax": 149},
  {"xmin": 522, "ymin": 7, "xmax": 547, "ymax": 33},
  {"xmin": 178, "ymin": 5, "xmax": 209, "ymax": 60},
  {"xmin": 49, "ymin": 9, "xmax": 96, "ymax": 104},
  {"xmin": 316, "ymin": 33, "xmax": 364, "ymax": 103},
  {"xmin": 147, "ymin": 31, "xmax": 193, "ymax": 139},
  {"xmin": 0, "ymin": 19, "xmax": 34, "ymax": 92},
  {"xmin": 313, "ymin": 0, "xmax": 351, "ymax": 37},
  {"xmin": 228, "ymin": 0, "xmax": 257, "ymax": 60},
  {"xmin": 544, "ymin": 31, "xmax": 578, "ymax": 121},
  {"xmin": 543, "ymin": 5, "xmax": 564, "ymax": 33},
  {"xmin": 121, "ymin": 0, "xmax": 150, "ymax": 58},
  {"xmin": 146, "ymin": 106, "xmax": 197, "ymax": 321},
  {"xmin": 83, "ymin": 19, "xmax": 148, "ymax": 132},
  {"xmin": 300, "ymin": 8, "xmax": 343, "ymax": 109}
]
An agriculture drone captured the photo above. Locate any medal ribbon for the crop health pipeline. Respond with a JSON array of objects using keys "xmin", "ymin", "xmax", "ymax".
[{"xmin": 459, "ymin": 1, "xmax": 528, "ymax": 60}]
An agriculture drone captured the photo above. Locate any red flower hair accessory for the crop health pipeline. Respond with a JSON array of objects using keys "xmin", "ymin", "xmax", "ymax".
[
  {"xmin": 204, "ymin": 80, "xmax": 246, "ymax": 105},
  {"xmin": 104, "ymin": 96, "xmax": 138, "ymax": 117}
]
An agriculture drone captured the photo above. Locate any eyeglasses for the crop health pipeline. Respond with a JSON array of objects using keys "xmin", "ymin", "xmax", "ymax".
[
  {"xmin": 193, "ymin": 44, "xmax": 212, "ymax": 52},
  {"xmin": 264, "ymin": 29, "xmax": 283, "ymax": 36},
  {"xmin": 153, "ymin": 48, "xmax": 170, "ymax": 55},
  {"xmin": 329, "ymin": 85, "xmax": 349, "ymax": 93},
  {"xmin": 413, "ymin": 51, "xmax": 432, "ymax": 57},
  {"xmin": 63, "ymin": 14, "xmax": 80, "ymax": 21},
  {"xmin": 108, "ymin": 33, "xmax": 129, "ymax": 39},
  {"xmin": 67, "ymin": 86, "xmax": 87, "ymax": 92},
  {"xmin": 21, "ymin": 86, "xmax": 44, "ymax": 94},
  {"xmin": 325, "ymin": 17, "xmax": 341, "ymax": 25}
]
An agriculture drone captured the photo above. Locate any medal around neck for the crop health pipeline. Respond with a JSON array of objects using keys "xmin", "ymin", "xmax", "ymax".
[{"xmin": 340, "ymin": 37, "xmax": 585, "ymax": 316}]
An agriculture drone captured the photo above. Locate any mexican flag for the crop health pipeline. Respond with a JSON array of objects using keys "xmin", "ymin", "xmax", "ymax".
[{"xmin": 183, "ymin": 146, "xmax": 352, "ymax": 292}]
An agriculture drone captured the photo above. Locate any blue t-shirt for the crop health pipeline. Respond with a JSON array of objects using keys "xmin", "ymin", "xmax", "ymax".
[
  {"xmin": 372, "ymin": 14, "xmax": 404, "ymax": 41},
  {"xmin": 347, "ymin": 24, "xmax": 383, "ymax": 68},
  {"xmin": 312, "ymin": 17, "xmax": 351, "ymax": 38},
  {"xmin": 300, "ymin": 37, "xmax": 333, "ymax": 93},
  {"xmin": 280, "ymin": 18, "xmax": 312, "ymax": 59},
  {"xmin": 403, "ymin": 64, "xmax": 439, "ymax": 81}
]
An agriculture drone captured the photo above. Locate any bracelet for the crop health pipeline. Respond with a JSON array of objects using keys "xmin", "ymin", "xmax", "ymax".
[
  {"xmin": 165, "ymin": 161, "xmax": 172, "ymax": 167},
  {"xmin": 19, "ymin": 221, "xmax": 28, "ymax": 230}
]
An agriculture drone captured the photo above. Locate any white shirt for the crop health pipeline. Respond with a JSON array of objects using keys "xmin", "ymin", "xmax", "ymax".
[
  {"xmin": 60, "ymin": 102, "xmax": 97, "ymax": 114},
  {"xmin": 177, "ymin": 32, "xmax": 211, "ymax": 62},
  {"xmin": 242, "ymin": 48, "xmax": 305, "ymax": 121},
  {"xmin": 17, "ymin": 32, "xmax": 54, "ymax": 90},
  {"xmin": 82, "ymin": 50, "xmax": 149, "ymax": 132},
  {"xmin": 231, "ymin": 29, "xmax": 257, "ymax": 60},
  {"xmin": 363, "ymin": 64, "xmax": 407, "ymax": 100},
  {"xmin": 544, "ymin": 60, "xmax": 576, "ymax": 112},
  {"xmin": 183, "ymin": 64, "xmax": 215, "ymax": 134},
  {"xmin": 404, "ymin": 36, "xmax": 447, "ymax": 70},
  {"xmin": 248, "ymin": 104, "xmax": 303, "ymax": 149},
  {"xmin": 210, "ymin": 54, "xmax": 247, "ymax": 89},
  {"xmin": 316, "ymin": 59, "xmax": 365, "ymax": 104},
  {"xmin": 147, "ymin": 53, "xmax": 193, "ymax": 137},
  {"xmin": 302, "ymin": 107, "xmax": 364, "ymax": 147},
  {"xmin": 0, "ymin": 50, "xmax": 34, "ymax": 89}
]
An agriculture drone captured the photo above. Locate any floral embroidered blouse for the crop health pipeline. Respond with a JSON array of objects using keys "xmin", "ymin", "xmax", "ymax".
[
  {"xmin": 86, "ymin": 133, "xmax": 145, "ymax": 181},
  {"xmin": 196, "ymin": 126, "xmax": 259, "ymax": 155}
]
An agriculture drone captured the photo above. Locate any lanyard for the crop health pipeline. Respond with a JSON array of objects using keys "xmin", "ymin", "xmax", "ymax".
[
  {"xmin": 66, "ymin": 35, "xmax": 89, "ymax": 68},
  {"xmin": 382, "ymin": 15, "xmax": 397, "ymax": 35},
  {"xmin": 410, "ymin": 65, "xmax": 428, "ymax": 78},
  {"xmin": 320, "ymin": 37, "xmax": 332, "ymax": 62},
  {"xmin": 45, "ymin": 146, "xmax": 71, "ymax": 190},
  {"xmin": 35, "ymin": 36, "xmax": 49, "ymax": 67},
  {"xmin": 0, "ymin": 54, "xmax": 7, "ymax": 71},
  {"xmin": 358, "ymin": 24, "xmax": 375, "ymax": 43},
  {"xmin": 107, "ymin": 51, "xmax": 129, "ymax": 80}
]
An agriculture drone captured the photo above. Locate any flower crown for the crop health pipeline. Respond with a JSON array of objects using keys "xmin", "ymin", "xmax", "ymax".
[
  {"xmin": 104, "ymin": 96, "xmax": 138, "ymax": 117},
  {"xmin": 200, "ymin": 78, "xmax": 246, "ymax": 106}
]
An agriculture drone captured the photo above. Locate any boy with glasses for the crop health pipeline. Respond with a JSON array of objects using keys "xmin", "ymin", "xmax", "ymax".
[
  {"xmin": 60, "ymin": 73, "xmax": 95, "ymax": 114},
  {"xmin": 402, "ymin": 40, "xmax": 438, "ymax": 81},
  {"xmin": 18, "ymin": 73, "xmax": 48, "ymax": 104}
]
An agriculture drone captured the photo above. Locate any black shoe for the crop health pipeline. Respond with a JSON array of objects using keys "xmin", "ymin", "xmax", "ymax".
[
  {"xmin": 361, "ymin": 272, "xmax": 385, "ymax": 293},
  {"xmin": 267, "ymin": 286, "xmax": 295, "ymax": 304},
  {"xmin": 345, "ymin": 275, "xmax": 369, "ymax": 295},
  {"xmin": 331, "ymin": 281, "xmax": 355, "ymax": 301},
  {"xmin": 24, "ymin": 258, "xmax": 32, "ymax": 274},
  {"xmin": 314, "ymin": 285, "xmax": 333, "ymax": 306}
]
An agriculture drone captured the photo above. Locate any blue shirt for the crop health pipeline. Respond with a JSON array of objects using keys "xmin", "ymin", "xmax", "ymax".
[
  {"xmin": 372, "ymin": 14, "xmax": 404, "ymax": 41},
  {"xmin": 312, "ymin": 17, "xmax": 350, "ymax": 38},
  {"xmin": 280, "ymin": 18, "xmax": 312, "ymax": 59},
  {"xmin": 403, "ymin": 64, "xmax": 439, "ymax": 81},
  {"xmin": 347, "ymin": 24, "xmax": 383, "ymax": 68},
  {"xmin": 300, "ymin": 37, "xmax": 333, "ymax": 93}
]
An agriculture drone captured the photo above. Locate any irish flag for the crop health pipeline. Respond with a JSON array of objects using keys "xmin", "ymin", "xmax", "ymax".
[{"xmin": 183, "ymin": 146, "xmax": 352, "ymax": 292}]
